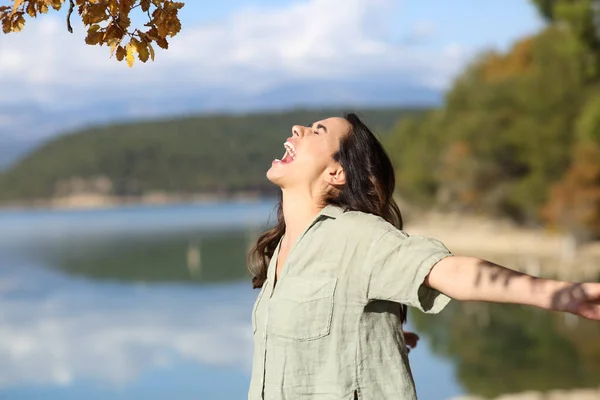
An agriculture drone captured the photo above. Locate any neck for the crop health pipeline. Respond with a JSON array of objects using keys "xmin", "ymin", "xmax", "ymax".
[{"xmin": 281, "ymin": 189, "xmax": 323, "ymax": 246}]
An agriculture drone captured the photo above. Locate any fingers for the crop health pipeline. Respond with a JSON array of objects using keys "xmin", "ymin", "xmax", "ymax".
[
  {"xmin": 579, "ymin": 304, "xmax": 600, "ymax": 320},
  {"xmin": 403, "ymin": 331, "xmax": 420, "ymax": 349}
]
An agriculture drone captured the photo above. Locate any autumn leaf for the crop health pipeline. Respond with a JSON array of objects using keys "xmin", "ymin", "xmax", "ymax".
[
  {"xmin": 125, "ymin": 42, "xmax": 135, "ymax": 67},
  {"xmin": 50, "ymin": 0, "xmax": 62, "ymax": 11},
  {"xmin": 103, "ymin": 22, "xmax": 123, "ymax": 44},
  {"xmin": 11, "ymin": 0, "xmax": 25, "ymax": 16},
  {"xmin": 108, "ymin": 0, "xmax": 118, "ymax": 15},
  {"xmin": 137, "ymin": 41, "xmax": 150, "ymax": 62},
  {"xmin": 1, "ymin": 17, "xmax": 11, "ymax": 34},
  {"xmin": 37, "ymin": 2, "xmax": 49, "ymax": 14},
  {"xmin": 81, "ymin": 3, "xmax": 106, "ymax": 24},
  {"xmin": 11, "ymin": 13, "xmax": 25, "ymax": 32},
  {"xmin": 144, "ymin": 25, "xmax": 160, "ymax": 41},
  {"xmin": 116, "ymin": 45, "xmax": 126, "ymax": 61},
  {"xmin": 1, "ymin": 0, "xmax": 185, "ymax": 65},
  {"xmin": 155, "ymin": 36, "xmax": 168, "ymax": 49},
  {"xmin": 148, "ymin": 42, "xmax": 155, "ymax": 61},
  {"xmin": 117, "ymin": 14, "xmax": 131, "ymax": 31},
  {"xmin": 141, "ymin": 0, "xmax": 151, "ymax": 12},
  {"xmin": 110, "ymin": 41, "xmax": 119, "ymax": 57},
  {"xmin": 26, "ymin": 1, "xmax": 37, "ymax": 18},
  {"xmin": 85, "ymin": 25, "xmax": 103, "ymax": 45}
]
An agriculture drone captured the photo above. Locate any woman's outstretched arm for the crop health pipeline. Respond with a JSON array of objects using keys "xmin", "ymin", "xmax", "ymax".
[{"xmin": 426, "ymin": 256, "xmax": 600, "ymax": 320}]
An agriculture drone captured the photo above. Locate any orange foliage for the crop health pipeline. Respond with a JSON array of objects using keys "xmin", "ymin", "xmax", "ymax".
[
  {"xmin": 0, "ymin": 0, "xmax": 184, "ymax": 66},
  {"xmin": 438, "ymin": 141, "xmax": 480, "ymax": 210},
  {"xmin": 482, "ymin": 37, "xmax": 535, "ymax": 83},
  {"xmin": 542, "ymin": 143, "xmax": 600, "ymax": 238}
]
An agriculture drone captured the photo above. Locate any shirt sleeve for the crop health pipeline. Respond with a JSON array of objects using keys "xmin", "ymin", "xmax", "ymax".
[{"xmin": 364, "ymin": 228, "xmax": 453, "ymax": 314}]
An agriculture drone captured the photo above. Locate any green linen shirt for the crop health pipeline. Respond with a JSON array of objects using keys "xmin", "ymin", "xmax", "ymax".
[{"xmin": 249, "ymin": 204, "xmax": 453, "ymax": 400}]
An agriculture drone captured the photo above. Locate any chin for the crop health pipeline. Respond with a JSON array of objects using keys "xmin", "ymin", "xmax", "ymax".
[{"xmin": 266, "ymin": 167, "xmax": 284, "ymax": 188}]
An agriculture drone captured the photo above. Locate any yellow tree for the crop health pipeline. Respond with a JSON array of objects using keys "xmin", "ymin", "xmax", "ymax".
[
  {"xmin": 542, "ymin": 143, "xmax": 600, "ymax": 243},
  {"xmin": 0, "ymin": 0, "xmax": 184, "ymax": 67}
]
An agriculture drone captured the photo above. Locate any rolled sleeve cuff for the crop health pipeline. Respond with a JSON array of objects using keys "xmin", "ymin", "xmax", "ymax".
[{"xmin": 410, "ymin": 251, "xmax": 453, "ymax": 314}]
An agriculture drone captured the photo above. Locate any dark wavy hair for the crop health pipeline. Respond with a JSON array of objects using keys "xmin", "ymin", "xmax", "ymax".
[{"xmin": 247, "ymin": 113, "xmax": 405, "ymax": 314}]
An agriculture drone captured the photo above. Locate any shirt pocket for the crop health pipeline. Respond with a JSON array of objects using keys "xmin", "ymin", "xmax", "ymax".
[
  {"xmin": 252, "ymin": 283, "xmax": 268, "ymax": 334},
  {"xmin": 270, "ymin": 276, "xmax": 337, "ymax": 341}
]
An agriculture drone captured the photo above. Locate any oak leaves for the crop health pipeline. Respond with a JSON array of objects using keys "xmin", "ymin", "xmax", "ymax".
[{"xmin": 0, "ymin": 0, "xmax": 184, "ymax": 67}]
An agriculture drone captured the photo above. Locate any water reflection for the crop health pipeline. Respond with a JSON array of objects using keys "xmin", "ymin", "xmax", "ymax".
[
  {"xmin": 36, "ymin": 231, "xmax": 255, "ymax": 284},
  {"xmin": 0, "ymin": 202, "xmax": 271, "ymax": 398},
  {"xmin": 0, "ymin": 253, "xmax": 256, "ymax": 398},
  {"xmin": 1, "ymin": 202, "xmax": 598, "ymax": 399},
  {"xmin": 411, "ymin": 295, "xmax": 600, "ymax": 398}
]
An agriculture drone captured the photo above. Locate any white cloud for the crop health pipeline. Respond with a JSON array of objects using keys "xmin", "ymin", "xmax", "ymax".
[
  {"xmin": 408, "ymin": 20, "xmax": 437, "ymax": 42},
  {"xmin": 0, "ymin": 0, "xmax": 474, "ymax": 140},
  {"xmin": 0, "ymin": 267, "xmax": 255, "ymax": 388},
  {"xmin": 0, "ymin": 204, "xmax": 275, "ymax": 389}
]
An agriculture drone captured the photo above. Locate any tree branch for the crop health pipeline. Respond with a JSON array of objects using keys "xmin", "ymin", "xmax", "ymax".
[{"xmin": 67, "ymin": 0, "xmax": 75, "ymax": 33}]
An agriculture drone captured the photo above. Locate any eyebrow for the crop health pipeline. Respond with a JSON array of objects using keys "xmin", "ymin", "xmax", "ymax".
[{"xmin": 308, "ymin": 123, "xmax": 328, "ymax": 133}]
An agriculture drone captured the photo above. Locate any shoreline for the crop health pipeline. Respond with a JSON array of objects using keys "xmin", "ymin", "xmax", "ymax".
[
  {"xmin": 3, "ymin": 194, "xmax": 600, "ymax": 280},
  {"xmin": 405, "ymin": 211, "xmax": 600, "ymax": 281},
  {"xmin": 451, "ymin": 387, "xmax": 600, "ymax": 400},
  {"xmin": 0, "ymin": 191, "xmax": 270, "ymax": 212}
]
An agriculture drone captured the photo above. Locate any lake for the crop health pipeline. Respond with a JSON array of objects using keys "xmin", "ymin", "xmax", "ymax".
[{"xmin": 0, "ymin": 200, "xmax": 598, "ymax": 400}]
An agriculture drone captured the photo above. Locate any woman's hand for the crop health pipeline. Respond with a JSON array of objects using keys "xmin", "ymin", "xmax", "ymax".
[
  {"xmin": 551, "ymin": 282, "xmax": 600, "ymax": 320},
  {"xmin": 403, "ymin": 331, "xmax": 419, "ymax": 353}
]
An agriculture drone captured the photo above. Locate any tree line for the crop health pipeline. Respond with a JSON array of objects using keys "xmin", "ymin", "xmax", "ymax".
[
  {"xmin": 385, "ymin": 0, "xmax": 600, "ymax": 243},
  {"xmin": 0, "ymin": 108, "xmax": 421, "ymax": 202}
]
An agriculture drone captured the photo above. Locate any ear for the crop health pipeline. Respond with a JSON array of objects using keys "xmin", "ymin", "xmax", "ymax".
[{"xmin": 327, "ymin": 165, "xmax": 346, "ymax": 186}]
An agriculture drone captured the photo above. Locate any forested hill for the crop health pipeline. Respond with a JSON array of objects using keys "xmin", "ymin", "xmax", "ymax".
[{"xmin": 0, "ymin": 108, "xmax": 424, "ymax": 203}]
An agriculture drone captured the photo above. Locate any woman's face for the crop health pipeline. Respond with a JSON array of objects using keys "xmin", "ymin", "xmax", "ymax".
[{"xmin": 267, "ymin": 117, "xmax": 351, "ymax": 192}]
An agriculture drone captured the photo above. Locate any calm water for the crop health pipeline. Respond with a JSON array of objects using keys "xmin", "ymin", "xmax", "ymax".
[{"xmin": 0, "ymin": 200, "xmax": 598, "ymax": 400}]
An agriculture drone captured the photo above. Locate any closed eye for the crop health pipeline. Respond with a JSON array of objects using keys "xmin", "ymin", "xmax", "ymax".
[{"xmin": 307, "ymin": 122, "xmax": 325, "ymax": 135}]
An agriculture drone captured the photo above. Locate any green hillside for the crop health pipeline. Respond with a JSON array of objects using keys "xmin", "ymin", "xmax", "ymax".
[{"xmin": 0, "ymin": 108, "xmax": 424, "ymax": 202}]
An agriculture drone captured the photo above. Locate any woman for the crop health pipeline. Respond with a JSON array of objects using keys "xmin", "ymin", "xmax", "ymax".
[{"xmin": 247, "ymin": 113, "xmax": 600, "ymax": 400}]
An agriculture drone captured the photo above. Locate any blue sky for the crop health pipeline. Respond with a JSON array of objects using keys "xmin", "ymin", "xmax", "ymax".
[
  {"xmin": 179, "ymin": 0, "xmax": 543, "ymax": 52},
  {"xmin": 0, "ymin": 0, "xmax": 544, "ymax": 142}
]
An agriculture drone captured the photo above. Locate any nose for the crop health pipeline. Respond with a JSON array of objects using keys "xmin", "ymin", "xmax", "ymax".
[{"xmin": 291, "ymin": 125, "xmax": 305, "ymax": 138}]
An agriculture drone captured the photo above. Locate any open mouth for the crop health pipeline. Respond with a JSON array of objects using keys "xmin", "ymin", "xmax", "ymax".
[{"xmin": 274, "ymin": 141, "xmax": 296, "ymax": 164}]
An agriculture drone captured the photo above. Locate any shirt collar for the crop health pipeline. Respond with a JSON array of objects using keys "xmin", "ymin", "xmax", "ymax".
[
  {"xmin": 266, "ymin": 203, "xmax": 344, "ymax": 286},
  {"xmin": 318, "ymin": 203, "xmax": 345, "ymax": 219}
]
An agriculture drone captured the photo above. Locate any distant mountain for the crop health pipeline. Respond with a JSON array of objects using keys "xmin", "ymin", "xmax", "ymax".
[
  {"xmin": 0, "ymin": 77, "xmax": 440, "ymax": 172},
  {"xmin": 0, "ymin": 107, "xmax": 428, "ymax": 204},
  {"xmin": 0, "ymin": 138, "xmax": 37, "ymax": 171},
  {"xmin": 0, "ymin": 78, "xmax": 440, "ymax": 143},
  {"xmin": 189, "ymin": 78, "xmax": 442, "ymax": 111}
]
